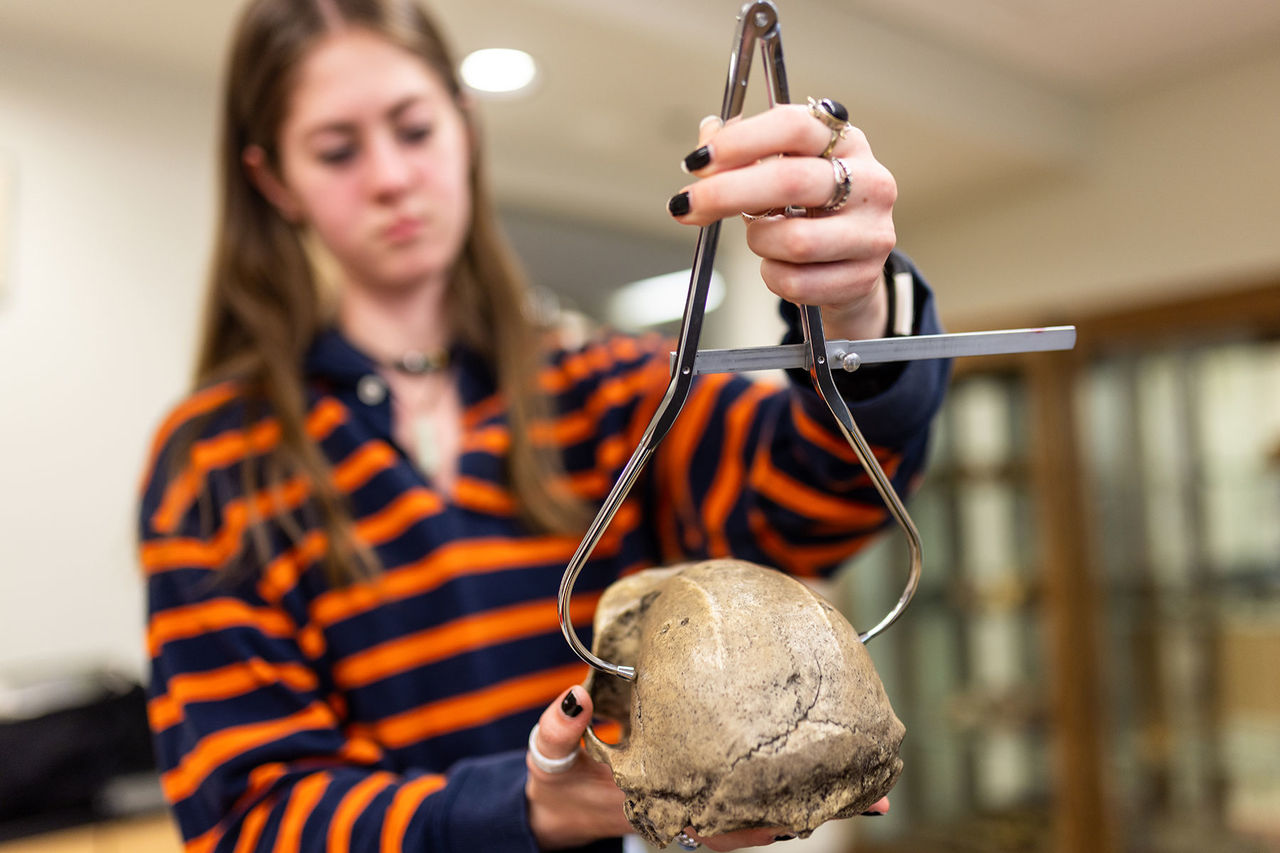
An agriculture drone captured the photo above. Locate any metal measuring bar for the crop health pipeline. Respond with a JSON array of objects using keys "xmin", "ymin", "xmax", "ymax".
[
  {"xmin": 558, "ymin": 0, "xmax": 1076, "ymax": 683},
  {"xmin": 682, "ymin": 326, "xmax": 1078, "ymax": 375}
]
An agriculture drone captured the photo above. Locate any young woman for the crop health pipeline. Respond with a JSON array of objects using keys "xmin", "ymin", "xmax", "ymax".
[{"xmin": 138, "ymin": 0, "xmax": 949, "ymax": 850}]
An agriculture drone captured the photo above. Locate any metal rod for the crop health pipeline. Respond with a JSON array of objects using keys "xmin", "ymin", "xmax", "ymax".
[
  {"xmin": 797, "ymin": 304, "xmax": 923, "ymax": 642},
  {"xmin": 556, "ymin": 2, "xmax": 782, "ymax": 681},
  {"xmin": 680, "ymin": 326, "xmax": 1077, "ymax": 375}
]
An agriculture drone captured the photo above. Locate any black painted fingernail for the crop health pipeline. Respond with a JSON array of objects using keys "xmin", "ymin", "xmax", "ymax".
[
  {"xmin": 667, "ymin": 191, "xmax": 691, "ymax": 217},
  {"xmin": 561, "ymin": 689, "xmax": 583, "ymax": 718},
  {"xmin": 682, "ymin": 145, "xmax": 712, "ymax": 173},
  {"xmin": 773, "ymin": 834, "xmax": 797, "ymax": 841},
  {"xmin": 860, "ymin": 811, "xmax": 884, "ymax": 817}
]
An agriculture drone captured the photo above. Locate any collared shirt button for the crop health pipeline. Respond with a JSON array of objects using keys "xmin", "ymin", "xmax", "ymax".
[{"xmin": 357, "ymin": 374, "xmax": 387, "ymax": 406}]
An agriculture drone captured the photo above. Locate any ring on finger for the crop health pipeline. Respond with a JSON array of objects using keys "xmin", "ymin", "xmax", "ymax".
[
  {"xmin": 527, "ymin": 723, "xmax": 581, "ymax": 774},
  {"xmin": 741, "ymin": 208, "xmax": 783, "ymax": 222},
  {"xmin": 807, "ymin": 96, "xmax": 852, "ymax": 159},
  {"xmin": 674, "ymin": 831, "xmax": 701, "ymax": 850},
  {"xmin": 805, "ymin": 157, "xmax": 854, "ymax": 217}
]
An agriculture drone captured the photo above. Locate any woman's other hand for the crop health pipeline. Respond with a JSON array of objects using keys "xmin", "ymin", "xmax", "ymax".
[
  {"xmin": 526, "ymin": 686, "xmax": 632, "ymax": 849},
  {"xmin": 526, "ymin": 686, "xmax": 889, "ymax": 850},
  {"xmin": 667, "ymin": 106, "xmax": 897, "ymax": 342}
]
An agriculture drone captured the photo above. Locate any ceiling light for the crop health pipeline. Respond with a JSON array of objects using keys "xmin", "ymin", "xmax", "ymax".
[
  {"xmin": 607, "ymin": 269, "xmax": 726, "ymax": 330},
  {"xmin": 459, "ymin": 48, "xmax": 538, "ymax": 95}
]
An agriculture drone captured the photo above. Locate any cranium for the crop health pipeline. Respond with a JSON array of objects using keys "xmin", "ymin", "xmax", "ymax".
[{"xmin": 583, "ymin": 559, "xmax": 904, "ymax": 848}]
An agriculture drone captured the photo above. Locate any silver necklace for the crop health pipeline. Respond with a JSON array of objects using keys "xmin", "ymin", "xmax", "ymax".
[{"xmin": 385, "ymin": 348, "xmax": 450, "ymax": 376}]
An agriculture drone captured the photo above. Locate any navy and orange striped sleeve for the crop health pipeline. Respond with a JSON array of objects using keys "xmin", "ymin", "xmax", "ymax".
[
  {"xmin": 139, "ymin": 401, "xmax": 541, "ymax": 853},
  {"xmin": 647, "ymin": 257, "xmax": 947, "ymax": 576}
]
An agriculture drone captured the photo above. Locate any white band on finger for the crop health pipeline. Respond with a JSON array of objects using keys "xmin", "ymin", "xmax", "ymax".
[{"xmin": 527, "ymin": 723, "xmax": 581, "ymax": 774}]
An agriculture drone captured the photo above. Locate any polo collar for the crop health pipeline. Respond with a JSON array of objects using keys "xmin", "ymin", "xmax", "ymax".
[{"xmin": 304, "ymin": 327, "xmax": 496, "ymax": 408}]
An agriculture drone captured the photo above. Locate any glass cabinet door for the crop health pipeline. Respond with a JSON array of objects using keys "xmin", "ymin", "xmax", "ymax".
[
  {"xmin": 841, "ymin": 331, "xmax": 1280, "ymax": 852},
  {"xmin": 839, "ymin": 370, "xmax": 1052, "ymax": 849},
  {"xmin": 1084, "ymin": 339, "xmax": 1280, "ymax": 851}
]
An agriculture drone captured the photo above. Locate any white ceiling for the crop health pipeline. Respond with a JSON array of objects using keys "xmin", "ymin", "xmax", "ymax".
[{"xmin": 3, "ymin": 0, "xmax": 1279, "ymax": 309}]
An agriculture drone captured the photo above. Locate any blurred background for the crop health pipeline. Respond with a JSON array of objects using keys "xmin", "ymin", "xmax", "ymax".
[{"xmin": 1, "ymin": 0, "xmax": 1278, "ymax": 851}]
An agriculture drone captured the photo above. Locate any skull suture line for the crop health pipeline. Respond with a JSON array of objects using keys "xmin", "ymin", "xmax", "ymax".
[{"xmin": 583, "ymin": 559, "xmax": 905, "ymax": 847}]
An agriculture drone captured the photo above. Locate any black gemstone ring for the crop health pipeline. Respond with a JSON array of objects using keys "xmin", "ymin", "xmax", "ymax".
[{"xmin": 807, "ymin": 96, "xmax": 851, "ymax": 158}]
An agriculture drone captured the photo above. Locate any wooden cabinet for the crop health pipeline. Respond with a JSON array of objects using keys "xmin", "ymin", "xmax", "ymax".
[{"xmin": 839, "ymin": 280, "xmax": 1280, "ymax": 853}]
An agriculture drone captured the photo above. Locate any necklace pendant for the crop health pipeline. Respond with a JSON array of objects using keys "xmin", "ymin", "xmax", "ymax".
[{"xmin": 412, "ymin": 415, "xmax": 439, "ymax": 476}]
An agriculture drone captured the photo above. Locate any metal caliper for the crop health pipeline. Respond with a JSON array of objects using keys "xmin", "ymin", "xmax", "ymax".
[{"xmin": 558, "ymin": 0, "xmax": 1076, "ymax": 681}]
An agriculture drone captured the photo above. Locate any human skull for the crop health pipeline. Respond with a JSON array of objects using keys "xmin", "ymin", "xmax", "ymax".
[{"xmin": 583, "ymin": 559, "xmax": 905, "ymax": 847}]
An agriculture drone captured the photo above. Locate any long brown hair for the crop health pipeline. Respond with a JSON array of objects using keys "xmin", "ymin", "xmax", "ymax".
[{"xmin": 192, "ymin": 0, "xmax": 587, "ymax": 583}]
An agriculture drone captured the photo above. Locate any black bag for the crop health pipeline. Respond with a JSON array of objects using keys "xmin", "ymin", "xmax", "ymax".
[{"xmin": 0, "ymin": 671, "xmax": 156, "ymax": 840}]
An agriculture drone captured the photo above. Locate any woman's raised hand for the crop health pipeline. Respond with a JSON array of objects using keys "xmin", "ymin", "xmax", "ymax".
[{"xmin": 667, "ymin": 104, "xmax": 897, "ymax": 342}]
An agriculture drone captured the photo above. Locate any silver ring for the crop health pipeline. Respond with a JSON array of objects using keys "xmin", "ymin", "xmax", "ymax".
[
  {"xmin": 740, "ymin": 208, "xmax": 782, "ymax": 222},
  {"xmin": 806, "ymin": 156, "xmax": 853, "ymax": 217},
  {"xmin": 674, "ymin": 831, "xmax": 701, "ymax": 850},
  {"xmin": 527, "ymin": 723, "xmax": 581, "ymax": 774},
  {"xmin": 807, "ymin": 96, "xmax": 852, "ymax": 159}
]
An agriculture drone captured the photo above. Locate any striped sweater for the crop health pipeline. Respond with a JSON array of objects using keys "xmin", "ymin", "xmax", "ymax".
[{"xmin": 139, "ymin": 269, "xmax": 946, "ymax": 853}]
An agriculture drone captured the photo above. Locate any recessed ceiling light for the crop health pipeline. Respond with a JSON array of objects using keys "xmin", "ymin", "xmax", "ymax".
[{"xmin": 459, "ymin": 48, "xmax": 538, "ymax": 95}]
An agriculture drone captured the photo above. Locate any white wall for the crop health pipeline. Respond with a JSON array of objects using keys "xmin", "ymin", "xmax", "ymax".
[
  {"xmin": 0, "ymin": 44, "xmax": 216, "ymax": 679},
  {"xmin": 900, "ymin": 48, "xmax": 1280, "ymax": 330}
]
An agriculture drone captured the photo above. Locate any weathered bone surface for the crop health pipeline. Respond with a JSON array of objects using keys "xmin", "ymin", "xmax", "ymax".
[{"xmin": 583, "ymin": 559, "xmax": 905, "ymax": 848}]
